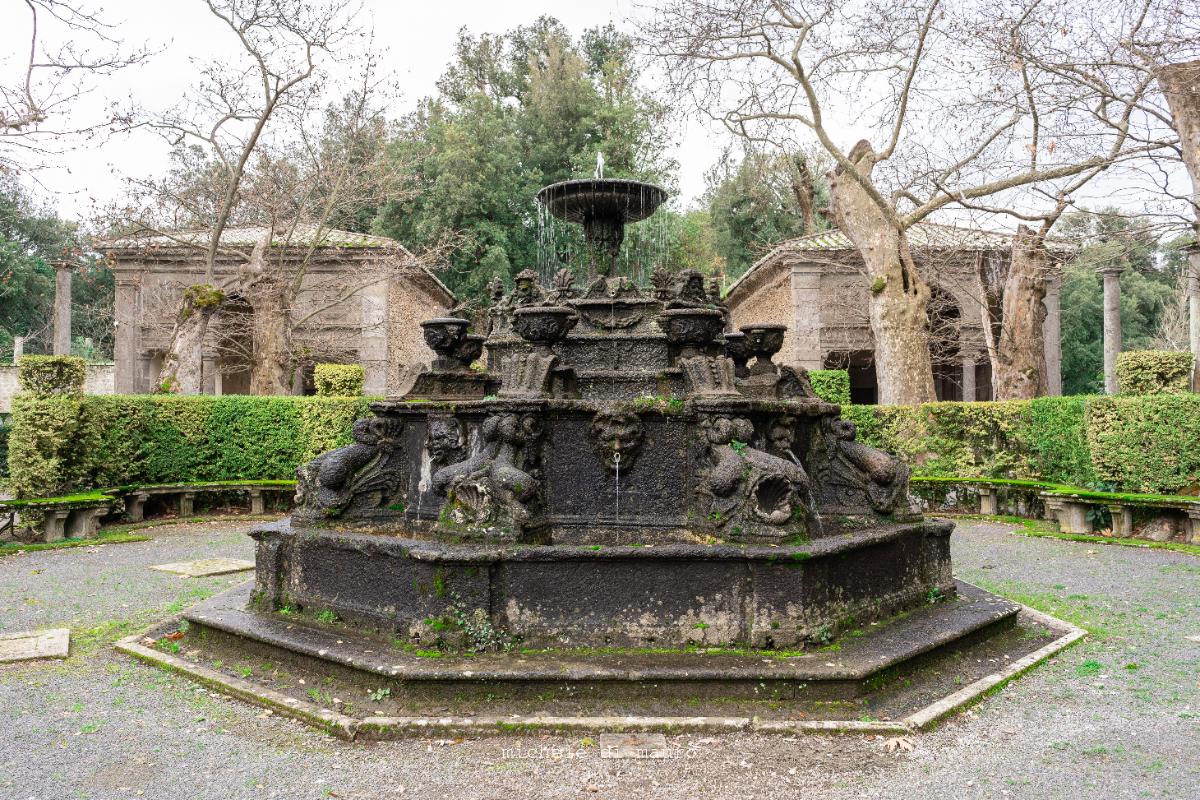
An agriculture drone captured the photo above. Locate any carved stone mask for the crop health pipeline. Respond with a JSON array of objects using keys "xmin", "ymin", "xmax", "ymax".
[
  {"xmin": 702, "ymin": 414, "xmax": 754, "ymax": 445},
  {"xmin": 830, "ymin": 418, "xmax": 856, "ymax": 441},
  {"xmin": 589, "ymin": 411, "xmax": 645, "ymax": 472},
  {"xmin": 427, "ymin": 416, "xmax": 464, "ymax": 465}
]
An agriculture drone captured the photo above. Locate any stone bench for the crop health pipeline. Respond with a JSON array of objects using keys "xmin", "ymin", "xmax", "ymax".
[
  {"xmin": 1040, "ymin": 490, "xmax": 1200, "ymax": 543},
  {"xmin": 112, "ymin": 482, "xmax": 296, "ymax": 522},
  {"xmin": 908, "ymin": 477, "xmax": 1049, "ymax": 518},
  {"xmin": 0, "ymin": 495, "xmax": 118, "ymax": 544},
  {"xmin": 910, "ymin": 477, "xmax": 1200, "ymax": 544}
]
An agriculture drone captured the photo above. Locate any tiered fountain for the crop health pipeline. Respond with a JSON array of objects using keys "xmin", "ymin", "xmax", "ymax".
[{"xmin": 170, "ymin": 175, "xmax": 1026, "ymax": 727}]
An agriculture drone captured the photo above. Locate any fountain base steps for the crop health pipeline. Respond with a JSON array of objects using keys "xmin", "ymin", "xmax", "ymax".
[
  {"xmin": 171, "ymin": 578, "xmax": 1020, "ymax": 700},
  {"xmin": 114, "ymin": 579, "xmax": 1088, "ymax": 739}
]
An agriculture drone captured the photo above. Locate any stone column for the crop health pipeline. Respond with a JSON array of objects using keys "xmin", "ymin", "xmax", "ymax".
[
  {"xmin": 113, "ymin": 275, "xmax": 140, "ymax": 394},
  {"xmin": 788, "ymin": 261, "xmax": 824, "ymax": 370},
  {"xmin": 1099, "ymin": 264, "xmax": 1125, "ymax": 395},
  {"xmin": 961, "ymin": 350, "xmax": 977, "ymax": 402},
  {"xmin": 1186, "ymin": 244, "xmax": 1200, "ymax": 392},
  {"xmin": 202, "ymin": 356, "xmax": 218, "ymax": 395},
  {"xmin": 359, "ymin": 281, "xmax": 389, "ymax": 396},
  {"xmin": 1042, "ymin": 269, "xmax": 1063, "ymax": 396},
  {"xmin": 52, "ymin": 261, "xmax": 73, "ymax": 356},
  {"xmin": 12, "ymin": 336, "xmax": 24, "ymax": 360}
]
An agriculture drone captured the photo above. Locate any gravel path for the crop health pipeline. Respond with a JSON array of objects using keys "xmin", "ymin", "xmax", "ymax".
[{"xmin": 1, "ymin": 519, "xmax": 1196, "ymax": 800}]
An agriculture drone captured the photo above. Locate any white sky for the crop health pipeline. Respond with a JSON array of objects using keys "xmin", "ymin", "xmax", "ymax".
[
  {"xmin": 1, "ymin": 0, "xmax": 728, "ymax": 220},
  {"xmin": 2, "ymin": 0, "xmax": 1190, "ymax": 236}
]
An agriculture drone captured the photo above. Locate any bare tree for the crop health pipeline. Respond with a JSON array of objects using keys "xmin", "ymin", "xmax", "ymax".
[
  {"xmin": 139, "ymin": 0, "xmax": 354, "ymax": 394},
  {"xmin": 645, "ymin": 0, "xmax": 1169, "ymax": 404},
  {"xmin": 1, "ymin": 0, "xmax": 148, "ymax": 173},
  {"xmin": 115, "ymin": 42, "xmax": 443, "ymax": 394}
]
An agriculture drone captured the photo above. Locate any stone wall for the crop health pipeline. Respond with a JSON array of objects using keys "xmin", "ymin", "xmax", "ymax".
[{"xmin": 0, "ymin": 363, "xmax": 115, "ymax": 413}]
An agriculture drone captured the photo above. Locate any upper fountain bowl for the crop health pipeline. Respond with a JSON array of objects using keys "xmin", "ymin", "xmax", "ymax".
[{"xmin": 537, "ymin": 179, "xmax": 668, "ymax": 225}]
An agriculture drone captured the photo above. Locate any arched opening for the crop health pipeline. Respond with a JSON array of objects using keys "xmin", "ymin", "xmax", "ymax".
[
  {"xmin": 212, "ymin": 293, "xmax": 254, "ymax": 395},
  {"xmin": 928, "ymin": 285, "xmax": 962, "ymax": 401}
]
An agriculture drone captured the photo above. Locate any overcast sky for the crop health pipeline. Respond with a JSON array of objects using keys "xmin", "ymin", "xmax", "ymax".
[
  {"xmin": 2, "ymin": 0, "xmax": 729, "ymax": 219},
  {"xmin": 3, "ymin": 0, "xmax": 1190, "ymax": 235}
]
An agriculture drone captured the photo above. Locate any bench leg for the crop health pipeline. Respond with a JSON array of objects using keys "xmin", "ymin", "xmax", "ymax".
[
  {"xmin": 979, "ymin": 488, "xmax": 998, "ymax": 516},
  {"xmin": 249, "ymin": 490, "xmax": 265, "ymax": 515},
  {"xmin": 1107, "ymin": 505, "xmax": 1133, "ymax": 538},
  {"xmin": 1057, "ymin": 501, "xmax": 1091, "ymax": 534},
  {"xmin": 1187, "ymin": 511, "xmax": 1200, "ymax": 545},
  {"xmin": 179, "ymin": 492, "xmax": 196, "ymax": 517},
  {"xmin": 43, "ymin": 510, "xmax": 70, "ymax": 543},
  {"xmin": 126, "ymin": 492, "xmax": 148, "ymax": 523}
]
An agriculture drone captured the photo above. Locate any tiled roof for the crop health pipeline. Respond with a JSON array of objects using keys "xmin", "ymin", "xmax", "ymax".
[
  {"xmin": 726, "ymin": 221, "xmax": 1076, "ymax": 297},
  {"xmin": 96, "ymin": 224, "xmax": 406, "ymax": 252}
]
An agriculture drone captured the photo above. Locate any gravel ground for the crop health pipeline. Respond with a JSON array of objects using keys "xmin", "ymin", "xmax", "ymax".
[{"xmin": 1, "ymin": 519, "xmax": 1197, "ymax": 800}]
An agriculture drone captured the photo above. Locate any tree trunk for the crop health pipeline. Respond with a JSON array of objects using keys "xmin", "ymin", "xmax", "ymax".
[
  {"xmin": 240, "ymin": 233, "xmax": 292, "ymax": 395},
  {"xmin": 157, "ymin": 285, "xmax": 223, "ymax": 394},
  {"xmin": 248, "ymin": 284, "xmax": 292, "ymax": 395},
  {"xmin": 791, "ymin": 154, "xmax": 816, "ymax": 235},
  {"xmin": 827, "ymin": 140, "xmax": 936, "ymax": 406},
  {"xmin": 991, "ymin": 225, "xmax": 1049, "ymax": 399},
  {"xmin": 1157, "ymin": 60, "xmax": 1200, "ymax": 229}
]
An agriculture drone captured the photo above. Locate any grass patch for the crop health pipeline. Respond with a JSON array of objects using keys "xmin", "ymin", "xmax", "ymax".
[{"xmin": 0, "ymin": 531, "xmax": 151, "ymax": 558}]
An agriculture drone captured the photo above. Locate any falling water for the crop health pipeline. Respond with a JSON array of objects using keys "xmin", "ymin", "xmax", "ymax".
[
  {"xmin": 613, "ymin": 450, "xmax": 621, "ymax": 522},
  {"xmin": 789, "ymin": 448, "xmax": 824, "ymax": 537}
]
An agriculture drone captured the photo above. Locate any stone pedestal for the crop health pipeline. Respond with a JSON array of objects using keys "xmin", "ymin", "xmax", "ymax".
[
  {"xmin": 249, "ymin": 490, "xmax": 265, "ymax": 515},
  {"xmin": 65, "ymin": 507, "xmax": 104, "ymax": 539},
  {"xmin": 1057, "ymin": 501, "xmax": 1091, "ymax": 534},
  {"xmin": 126, "ymin": 492, "xmax": 149, "ymax": 523},
  {"xmin": 180, "ymin": 492, "xmax": 196, "ymax": 517},
  {"xmin": 978, "ymin": 487, "xmax": 998, "ymax": 515},
  {"xmin": 43, "ymin": 510, "xmax": 70, "ymax": 543},
  {"xmin": 1099, "ymin": 265, "xmax": 1125, "ymax": 395},
  {"xmin": 1107, "ymin": 504, "xmax": 1133, "ymax": 538}
]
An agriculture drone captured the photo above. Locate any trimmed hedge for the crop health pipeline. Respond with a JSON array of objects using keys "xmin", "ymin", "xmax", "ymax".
[
  {"xmin": 314, "ymin": 363, "xmax": 365, "ymax": 396},
  {"xmin": 845, "ymin": 393, "xmax": 1200, "ymax": 494},
  {"xmin": 1115, "ymin": 350, "xmax": 1192, "ymax": 395},
  {"xmin": 7, "ymin": 394, "xmax": 375, "ymax": 499},
  {"xmin": 842, "ymin": 397, "xmax": 1096, "ymax": 487},
  {"xmin": 809, "ymin": 369, "xmax": 850, "ymax": 405},
  {"xmin": 1086, "ymin": 394, "xmax": 1200, "ymax": 493},
  {"xmin": 7, "ymin": 390, "xmax": 1199, "ymax": 500},
  {"xmin": 18, "ymin": 355, "xmax": 86, "ymax": 395}
]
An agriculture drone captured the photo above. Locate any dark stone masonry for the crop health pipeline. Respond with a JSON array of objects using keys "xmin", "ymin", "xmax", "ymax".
[{"xmin": 245, "ymin": 177, "xmax": 971, "ymax": 652}]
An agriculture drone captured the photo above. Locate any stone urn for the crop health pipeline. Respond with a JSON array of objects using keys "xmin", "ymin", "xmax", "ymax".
[
  {"xmin": 512, "ymin": 305, "xmax": 578, "ymax": 354},
  {"xmin": 741, "ymin": 323, "xmax": 787, "ymax": 375},
  {"xmin": 421, "ymin": 317, "xmax": 473, "ymax": 371},
  {"xmin": 657, "ymin": 308, "xmax": 725, "ymax": 359},
  {"xmin": 723, "ymin": 331, "xmax": 752, "ymax": 378}
]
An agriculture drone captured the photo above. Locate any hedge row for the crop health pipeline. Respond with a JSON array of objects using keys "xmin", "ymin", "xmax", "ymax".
[
  {"xmin": 7, "ymin": 391, "xmax": 1198, "ymax": 499},
  {"xmin": 808, "ymin": 369, "xmax": 850, "ymax": 405},
  {"xmin": 844, "ymin": 393, "xmax": 1200, "ymax": 494},
  {"xmin": 7, "ymin": 394, "xmax": 375, "ymax": 499}
]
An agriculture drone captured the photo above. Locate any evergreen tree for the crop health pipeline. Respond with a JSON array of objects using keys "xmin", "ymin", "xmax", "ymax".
[
  {"xmin": 372, "ymin": 18, "xmax": 674, "ymax": 308},
  {"xmin": 1057, "ymin": 211, "xmax": 1179, "ymax": 395}
]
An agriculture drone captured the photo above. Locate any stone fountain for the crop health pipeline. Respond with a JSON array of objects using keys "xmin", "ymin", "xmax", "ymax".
[{"xmin": 161, "ymin": 176, "xmax": 1033, "ymax": 729}]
